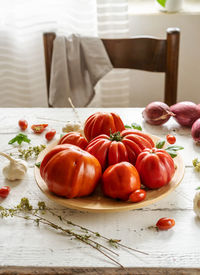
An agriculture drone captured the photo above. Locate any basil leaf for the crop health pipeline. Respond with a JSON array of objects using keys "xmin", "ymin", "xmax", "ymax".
[
  {"xmin": 8, "ymin": 133, "xmax": 31, "ymax": 145},
  {"xmin": 125, "ymin": 123, "xmax": 142, "ymax": 131},
  {"xmin": 131, "ymin": 123, "xmax": 142, "ymax": 131},
  {"xmin": 165, "ymin": 145, "xmax": 184, "ymax": 151},
  {"xmin": 165, "ymin": 149, "xmax": 177, "ymax": 158},
  {"xmin": 124, "ymin": 125, "xmax": 132, "ymax": 129},
  {"xmin": 8, "ymin": 137, "xmax": 18, "ymax": 144},
  {"xmin": 156, "ymin": 140, "xmax": 165, "ymax": 149},
  {"xmin": 157, "ymin": 0, "xmax": 166, "ymax": 8},
  {"xmin": 35, "ymin": 162, "xmax": 41, "ymax": 168}
]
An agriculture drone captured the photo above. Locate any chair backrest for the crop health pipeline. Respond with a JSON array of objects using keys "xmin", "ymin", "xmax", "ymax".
[{"xmin": 43, "ymin": 28, "xmax": 180, "ymax": 106}]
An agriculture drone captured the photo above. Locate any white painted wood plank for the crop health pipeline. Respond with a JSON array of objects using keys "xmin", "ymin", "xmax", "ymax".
[{"xmin": 0, "ymin": 108, "xmax": 199, "ymax": 269}]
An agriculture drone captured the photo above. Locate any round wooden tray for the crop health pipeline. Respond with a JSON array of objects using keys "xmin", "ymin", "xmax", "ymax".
[{"xmin": 34, "ymin": 135, "xmax": 185, "ymax": 213}]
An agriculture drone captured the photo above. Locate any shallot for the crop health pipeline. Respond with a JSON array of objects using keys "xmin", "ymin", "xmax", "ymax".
[
  {"xmin": 170, "ymin": 101, "xmax": 200, "ymax": 127},
  {"xmin": 142, "ymin": 102, "xmax": 174, "ymax": 125},
  {"xmin": 191, "ymin": 118, "xmax": 200, "ymax": 143}
]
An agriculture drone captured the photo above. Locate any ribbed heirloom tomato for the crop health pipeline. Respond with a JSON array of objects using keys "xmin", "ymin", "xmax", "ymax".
[
  {"xmin": 86, "ymin": 129, "xmax": 154, "ymax": 170},
  {"xmin": 40, "ymin": 144, "xmax": 101, "ymax": 198},
  {"xmin": 58, "ymin": 132, "xmax": 88, "ymax": 150},
  {"xmin": 135, "ymin": 148, "xmax": 175, "ymax": 189},
  {"xmin": 102, "ymin": 162, "xmax": 141, "ymax": 201},
  {"xmin": 84, "ymin": 112, "xmax": 125, "ymax": 141}
]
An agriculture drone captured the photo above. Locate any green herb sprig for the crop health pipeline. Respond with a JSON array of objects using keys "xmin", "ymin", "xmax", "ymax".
[
  {"xmin": 165, "ymin": 145, "xmax": 184, "ymax": 158},
  {"xmin": 0, "ymin": 198, "xmax": 147, "ymax": 268},
  {"xmin": 125, "ymin": 123, "xmax": 142, "ymax": 131},
  {"xmin": 155, "ymin": 140, "xmax": 184, "ymax": 158},
  {"xmin": 193, "ymin": 158, "xmax": 200, "ymax": 172},
  {"xmin": 18, "ymin": 145, "xmax": 46, "ymax": 160},
  {"xmin": 157, "ymin": 0, "xmax": 166, "ymax": 8},
  {"xmin": 156, "ymin": 140, "xmax": 165, "ymax": 149},
  {"xmin": 35, "ymin": 162, "xmax": 41, "ymax": 168},
  {"xmin": 8, "ymin": 133, "xmax": 31, "ymax": 145}
]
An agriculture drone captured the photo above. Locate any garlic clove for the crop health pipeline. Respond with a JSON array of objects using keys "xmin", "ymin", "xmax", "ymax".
[
  {"xmin": 193, "ymin": 191, "xmax": 200, "ymax": 218},
  {"xmin": 0, "ymin": 152, "xmax": 28, "ymax": 181},
  {"xmin": 62, "ymin": 121, "xmax": 83, "ymax": 135}
]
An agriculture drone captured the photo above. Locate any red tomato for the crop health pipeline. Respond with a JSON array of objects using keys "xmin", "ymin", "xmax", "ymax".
[
  {"xmin": 135, "ymin": 148, "xmax": 175, "ymax": 189},
  {"xmin": 102, "ymin": 162, "xmax": 141, "ymax": 201},
  {"xmin": 166, "ymin": 134, "xmax": 176, "ymax": 144},
  {"xmin": 40, "ymin": 144, "xmax": 101, "ymax": 198},
  {"xmin": 58, "ymin": 132, "xmax": 88, "ymax": 150},
  {"xmin": 84, "ymin": 112, "xmax": 125, "ymax": 142},
  {"xmin": 129, "ymin": 189, "xmax": 146, "ymax": 203},
  {"xmin": 156, "ymin": 217, "xmax": 175, "ymax": 230},
  {"xmin": 45, "ymin": 130, "xmax": 56, "ymax": 141},
  {"xmin": 0, "ymin": 186, "xmax": 10, "ymax": 198},
  {"xmin": 86, "ymin": 130, "xmax": 154, "ymax": 170},
  {"xmin": 31, "ymin": 124, "xmax": 48, "ymax": 134},
  {"xmin": 18, "ymin": 119, "xmax": 28, "ymax": 131}
]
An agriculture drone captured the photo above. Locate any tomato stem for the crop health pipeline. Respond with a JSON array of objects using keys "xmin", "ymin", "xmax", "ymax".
[{"xmin": 109, "ymin": 130, "xmax": 123, "ymax": 142}]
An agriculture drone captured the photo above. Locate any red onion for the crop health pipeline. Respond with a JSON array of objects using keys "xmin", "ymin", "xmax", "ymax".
[
  {"xmin": 170, "ymin": 101, "xmax": 200, "ymax": 127},
  {"xmin": 191, "ymin": 118, "xmax": 200, "ymax": 142},
  {"xmin": 142, "ymin": 101, "xmax": 174, "ymax": 125}
]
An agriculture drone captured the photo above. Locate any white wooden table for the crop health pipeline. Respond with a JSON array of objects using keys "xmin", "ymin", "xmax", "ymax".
[{"xmin": 0, "ymin": 108, "xmax": 200, "ymax": 275}]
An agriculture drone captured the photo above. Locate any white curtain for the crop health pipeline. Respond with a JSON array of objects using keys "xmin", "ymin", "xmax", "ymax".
[
  {"xmin": 0, "ymin": 0, "xmax": 129, "ymax": 107},
  {"xmin": 89, "ymin": 0, "xmax": 130, "ymax": 107}
]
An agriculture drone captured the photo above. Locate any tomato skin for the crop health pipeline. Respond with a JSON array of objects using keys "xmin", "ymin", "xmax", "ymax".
[
  {"xmin": 58, "ymin": 132, "xmax": 88, "ymax": 150},
  {"xmin": 129, "ymin": 189, "xmax": 146, "ymax": 203},
  {"xmin": 156, "ymin": 217, "xmax": 175, "ymax": 230},
  {"xmin": 166, "ymin": 134, "xmax": 176, "ymax": 144},
  {"xmin": 31, "ymin": 124, "xmax": 48, "ymax": 134},
  {"xmin": 40, "ymin": 144, "xmax": 101, "ymax": 198},
  {"xmin": 102, "ymin": 162, "xmax": 141, "ymax": 201},
  {"xmin": 135, "ymin": 148, "xmax": 175, "ymax": 189},
  {"xmin": 86, "ymin": 130, "xmax": 154, "ymax": 170},
  {"xmin": 0, "ymin": 186, "xmax": 10, "ymax": 198},
  {"xmin": 18, "ymin": 120, "xmax": 28, "ymax": 131},
  {"xmin": 84, "ymin": 112, "xmax": 125, "ymax": 142},
  {"xmin": 45, "ymin": 130, "xmax": 56, "ymax": 141}
]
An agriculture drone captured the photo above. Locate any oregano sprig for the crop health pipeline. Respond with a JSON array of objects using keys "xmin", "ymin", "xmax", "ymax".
[{"xmin": 0, "ymin": 198, "xmax": 148, "ymax": 268}]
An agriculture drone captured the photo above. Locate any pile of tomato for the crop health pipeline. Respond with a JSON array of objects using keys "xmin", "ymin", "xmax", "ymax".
[{"xmin": 40, "ymin": 112, "xmax": 175, "ymax": 203}]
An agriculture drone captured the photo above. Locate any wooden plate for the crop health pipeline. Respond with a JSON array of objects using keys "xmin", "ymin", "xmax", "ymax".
[{"xmin": 34, "ymin": 135, "xmax": 185, "ymax": 213}]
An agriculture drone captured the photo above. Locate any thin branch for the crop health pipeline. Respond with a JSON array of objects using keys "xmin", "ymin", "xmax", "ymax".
[{"xmin": 48, "ymin": 208, "xmax": 148, "ymax": 255}]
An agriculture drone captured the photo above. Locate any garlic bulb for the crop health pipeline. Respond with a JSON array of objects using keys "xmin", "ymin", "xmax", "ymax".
[
  {"xmin": 193, "ymin": 191, "xmax": 200, "ymax": 218},
  {"xmin": 62, "ymin": 121, "xmax": 83, "ymax": 135},
  {"xmin": 0, "ymin": 152, "xmax": 28, "ymax": 181}
]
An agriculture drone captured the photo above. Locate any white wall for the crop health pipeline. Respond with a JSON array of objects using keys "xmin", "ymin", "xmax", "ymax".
[{"xmin": 129, "ymin": 13, "xmax": 200, "ymax": 106}]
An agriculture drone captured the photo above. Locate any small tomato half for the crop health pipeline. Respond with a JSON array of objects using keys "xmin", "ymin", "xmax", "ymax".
[
  {"xmin": 102, "ymin": 161, "xmax": 141, "ymax": 201},
  {"xmin": 31, "ymin": 124, "xmax": 48, "ymax": 134}
]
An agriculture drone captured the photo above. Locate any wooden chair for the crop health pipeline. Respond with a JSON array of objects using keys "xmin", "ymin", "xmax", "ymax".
[{"xmin": 43, "ymin": 28, "xmax": 180, "ymax": 106}]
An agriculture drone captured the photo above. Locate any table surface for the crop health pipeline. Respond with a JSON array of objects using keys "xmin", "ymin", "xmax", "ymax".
[{"xmin": 0, "ymin": 108, "xmax": 200, "ymax": 275}]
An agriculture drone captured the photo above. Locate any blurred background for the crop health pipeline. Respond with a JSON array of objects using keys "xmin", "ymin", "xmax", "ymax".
[{"xmin": 0, "ymin": 0, "xmax": 199, "ymax": 107}]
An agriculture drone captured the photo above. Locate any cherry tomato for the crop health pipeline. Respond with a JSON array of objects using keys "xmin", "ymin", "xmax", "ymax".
[
  {"xmin": 18, "ymin": 119, "xmax": 28, "ymax": 131},
  {"xmin": 45, "ymin": 130, "xmax": 56, "ymax": 141},
  {"xmin": 166, "ymin": 134, "xmax": 176, "ymax": 144},
  {"xmin": 156, "ymin": 217, "xmax": 175, "ymax": 230},
  {"xmin": 129, "ymin": 189, "xmax": 146, "ymax": 203},
  {"xmin": 0, "ymin": 186, "xmax": 10, "ymax": 198},
  {"xmin": 31, "ymin": 124, "xmax": 48, "ymax": 134}
]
